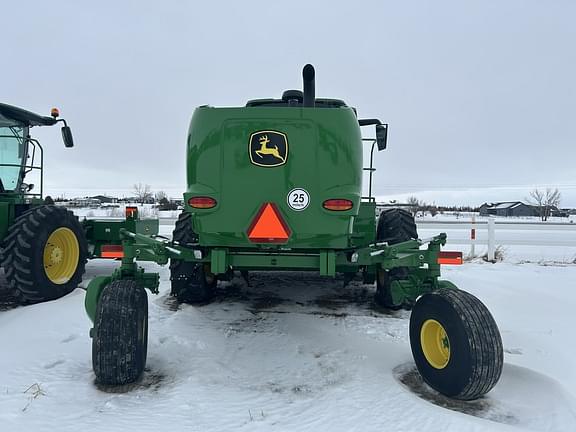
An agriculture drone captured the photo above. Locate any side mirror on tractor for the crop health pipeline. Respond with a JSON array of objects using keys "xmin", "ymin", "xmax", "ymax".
[
  {"xmin": 359, "ymin": 119, "xmax": 388, "ymax": 151},
  {"xmin": 376, "ymin": 124, "xmax": 388, "ymax": 151},
  {"xmin": 61, "ymin": 126, "xmax": 74, "ymax": 148}
]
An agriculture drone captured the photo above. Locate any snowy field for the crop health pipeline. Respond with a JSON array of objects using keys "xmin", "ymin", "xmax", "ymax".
[{"xmin": 1, "ymin": 261, "xmax": 576, "ymax": 432}]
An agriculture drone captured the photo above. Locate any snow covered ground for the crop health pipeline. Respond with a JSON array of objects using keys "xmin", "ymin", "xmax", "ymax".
[{"xmin": 1, "ymin": 261, "xmax": 575, "ymax": 432}]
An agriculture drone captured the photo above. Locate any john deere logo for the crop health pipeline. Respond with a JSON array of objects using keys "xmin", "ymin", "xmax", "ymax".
[{"xmin": 249, "ymin": 131, "xmax": 288, "ymax": 167}]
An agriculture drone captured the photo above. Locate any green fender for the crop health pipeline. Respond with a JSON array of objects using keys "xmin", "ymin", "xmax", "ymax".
[
  {"xmin": 84, "ymin": 276, "xmax": 112, "ymax": 323},
  {"xmin": 437, "ymin": 280, "xmax": 459, "ymax": 291}
]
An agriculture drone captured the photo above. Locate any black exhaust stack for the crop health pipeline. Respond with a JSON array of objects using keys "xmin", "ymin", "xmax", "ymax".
[{"xmin": 302, "ymin": 64, "xmax": 315, "ymax": 107}]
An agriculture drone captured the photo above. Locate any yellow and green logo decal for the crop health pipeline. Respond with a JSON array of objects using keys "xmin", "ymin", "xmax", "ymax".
[{"xmin": 249, "ymin": 131, "xmax": 288, "ymax": 167}]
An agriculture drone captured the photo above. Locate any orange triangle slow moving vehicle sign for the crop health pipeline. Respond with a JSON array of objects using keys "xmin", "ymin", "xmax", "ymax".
[{"xmin": 247, "ymin": 203, "xmax": 291, "ymax": 243}]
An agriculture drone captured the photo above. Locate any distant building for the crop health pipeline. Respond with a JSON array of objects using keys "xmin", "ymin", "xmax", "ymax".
[
  {"xmin": 68, "ymin": 198, "xmax": 101, "ymax": 208},
  {"xmin": 90, "ymin": 195, "xmax": 117, "ymax": 204},
  {"xmin": 479, "ymin": 201, "xmax": 538, "ymax": 217},
  {"xmin": 119, "ymin": 196, "xmax": 155, "ymax": 204},
  {"xmin": 551, "ymin": 207, "xmax": 569, "ymax": 217}
]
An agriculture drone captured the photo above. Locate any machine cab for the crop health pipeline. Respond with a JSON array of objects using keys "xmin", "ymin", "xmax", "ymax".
[
  {"xmin": 0, "ymin": 124, "xmax": 29, "ymax": 193},
  {"xmin": 0, "ymin": 103, "xmax": 74, "ymax": 199}
]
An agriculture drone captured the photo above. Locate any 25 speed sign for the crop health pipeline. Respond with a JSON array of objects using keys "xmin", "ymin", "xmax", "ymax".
[{"xmin": 287, "ymin": 188, "xmax": 310, "ymax": 211}]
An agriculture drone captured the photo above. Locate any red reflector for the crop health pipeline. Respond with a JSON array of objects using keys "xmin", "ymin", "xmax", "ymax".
[
  {"xmin": 125, "ymin": 206, "xmax": 138, "ymax": 219},
  {"xmin": 323, "ymin": 199, "xmax": 353, "ymax": 211},
  {"xmin": 101, "ymin": 245, "xmax": 124, "ymax": 258},
  {"xmin": 188, "ymin": 196, "xmax": 217, "ymax": 209},
  {"xmin": 438, "ymin": 251, "xmax": 463, "ymax": 265},
  {"xmin": 247, "ymin": 203, "xmax": 291, "ymax": 243}
]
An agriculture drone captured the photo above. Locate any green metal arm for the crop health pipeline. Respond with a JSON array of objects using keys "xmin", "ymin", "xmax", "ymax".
[
  {"xmin": 85, "ymin": 228, "xmax": 209, "ymax": 321},
  {"xmin": 118, "ymin": 229, "xmax": 200, "ymax": 263},
  {"xmin": 85, "ymin": 229, "xmax": 452, "ymax": 321}
]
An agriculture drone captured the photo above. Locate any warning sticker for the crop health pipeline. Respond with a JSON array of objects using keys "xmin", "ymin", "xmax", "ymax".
[
  {"xmin": 287, "ymin": 188, "xmax": 310, "ymax": 211},
  {"xmin": 247, "ymin": 202, "xmax": 291, "ymax": 243}
]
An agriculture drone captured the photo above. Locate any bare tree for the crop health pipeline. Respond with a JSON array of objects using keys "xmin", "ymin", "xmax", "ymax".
[
  {"xmin": 528, "ymin": 189, "xmax": 544, "ymax": 220},
  {"xmin": 527, "ymin": 188, "xmax": 561, "ymax": 221},
  {"xmin": 155, "ymin": 190, "xmax": 168, "ymax": 203},
  {"xmin": 154, "ymin": 190, "xmax": 177, "ymax": 210},
  {"xmin": 133, "ymin": 182, "xmax": 153, "ymax": 204},
  {"xmin": 406, "ymin": 196, "xmax": 420, "ymax": 217}
]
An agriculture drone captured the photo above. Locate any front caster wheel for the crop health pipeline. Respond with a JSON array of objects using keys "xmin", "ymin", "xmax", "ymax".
[
  {"xmin": 409, "ymin": 288, "xmax": 503, "ymax": 400},
  {"xmin": 92, "ymin": 280, "xmax": 148, "ymax": 385}
]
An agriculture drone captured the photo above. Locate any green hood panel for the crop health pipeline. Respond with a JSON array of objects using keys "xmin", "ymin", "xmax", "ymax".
[{"xmin": 185, "ymin": 106, "xmax": 363, "ymax": 249}]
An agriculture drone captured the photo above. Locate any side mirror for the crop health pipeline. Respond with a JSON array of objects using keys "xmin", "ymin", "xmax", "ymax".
[
  {"xmin": 61, "ymin": 126, "xmax": 74, "ymax": 148},
  {"xmin": 376, "ymin": 124, "xmax": 388, "ymax": 151}
]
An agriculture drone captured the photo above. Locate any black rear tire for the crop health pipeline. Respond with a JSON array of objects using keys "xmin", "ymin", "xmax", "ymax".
[
  {"xmin": 92, "ymin": 280, "xmax": 148, "ymax": 385},
  {"xmin": 374, "ymin": 209, "xmax": 418, "ymax": 309},
  {"xmin": 409, "ymin": 288, "xmax": 503, "ymax": 400},
  {"xmin": 0, "ymin": 205, "xmax": 88, "ymax": 304},
  {"xmin": 170, "ymin": 212, "xmax": 216, "ymax": 304},
  {"xmin": 376, "ymin": 208, "xmax": 418, "ymax": 244}
]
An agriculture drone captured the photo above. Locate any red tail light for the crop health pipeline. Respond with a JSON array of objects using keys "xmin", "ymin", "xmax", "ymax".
[
  {"xmin": 125, "ymin": 206, "xmax": 138, "ymax": 219},
  {"xmin": 101, "ymin": 245, "xmax": 124, "ymax": 259},
  {"xmin": 188, "ymin": 196, "xmax": 217, "ymax": 209},
  {"xmin": 323, "ymin": 199, "xmax": 353, "ymax": 211},
  {"xmin": 437, "ymin": 251, "xmax": 463, "ymax": 265}
]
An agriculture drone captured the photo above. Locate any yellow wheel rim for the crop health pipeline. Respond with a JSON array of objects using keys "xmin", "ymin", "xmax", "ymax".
[
  {"xmin": 43, "ymin": 227, "xmax": 79, "ymax": 284},
  {"xmin": 420, "ymin": 319, "xmax": 451, "ymax": 369}
]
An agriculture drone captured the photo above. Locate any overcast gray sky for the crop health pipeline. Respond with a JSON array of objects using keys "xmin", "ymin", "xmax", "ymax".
[{"xmin": 3, "ymin": 0, "xmax": 575, "ymax": 206}]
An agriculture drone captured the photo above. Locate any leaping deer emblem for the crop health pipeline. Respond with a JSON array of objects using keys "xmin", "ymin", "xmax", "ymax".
[{"xmin": 255, "ymin": 135, "xmax": 286, "ymax": 163}]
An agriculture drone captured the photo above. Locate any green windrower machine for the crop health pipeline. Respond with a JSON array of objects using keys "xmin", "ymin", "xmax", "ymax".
[{"xmin": 85, "ymin": 65, "xmax": 503, "ymax": 400}]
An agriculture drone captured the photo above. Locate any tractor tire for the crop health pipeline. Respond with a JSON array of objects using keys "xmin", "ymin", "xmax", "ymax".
[
  {"xmin": 92, "ymin": 280, "xmax": 148, "ymax": 385},
  {"xmin": 170, "ymin": 212, "xmax": 216, "ymax": 304},
  {"xmin": 374, "ymin": 208, "xmax": 418, "ymax": 309},
  {"xmin": 409, "ymin": 288, "xmax": 503, "ymax": 400},
  {"xmin": 0, "ymin": 205, "xmax": 88, "ymax": 304},
  {"xmin": 376, "ymin": 208, "xmax": 418, "ymax": 245}
]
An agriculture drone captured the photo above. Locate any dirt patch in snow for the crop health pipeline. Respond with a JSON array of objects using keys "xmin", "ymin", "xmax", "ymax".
[
  {"xmin": 163, "ymin": 272, "xmax": 407, "ymax": 324},
  {"xmin": 313, "ymin": 287, "xmax": 372, "ymax": 310},
  {"xmin": 250, "ymin": 292, "xmax": 285, "ymax": 310}
]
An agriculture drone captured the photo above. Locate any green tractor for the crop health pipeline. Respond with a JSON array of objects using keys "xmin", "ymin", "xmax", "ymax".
[
  {"xmin": 0, "ymin": 103, "xmax": 159, "ymax": 304},
  {"xmin": 85, "ymin": 65, "xmax": 503, "ymax": 400},
  {"xmin": 0, "ymin": 103, "xmax": 88, "ymax": 303}
]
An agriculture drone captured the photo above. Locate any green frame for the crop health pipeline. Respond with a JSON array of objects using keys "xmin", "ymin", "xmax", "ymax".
[{"xmin": 84, "ymin": 226, "xmax": 451, "ymax": 321}]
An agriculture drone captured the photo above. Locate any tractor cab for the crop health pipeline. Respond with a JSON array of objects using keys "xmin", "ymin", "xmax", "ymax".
[{"xmin": 0, "ymin": 103, "xmax": 74, "ymax": 201}]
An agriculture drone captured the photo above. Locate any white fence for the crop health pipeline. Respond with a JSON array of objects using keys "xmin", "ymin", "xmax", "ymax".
[{"xmin": 417, "ymin": 218, "xmax": 576, "ymax": 260}]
